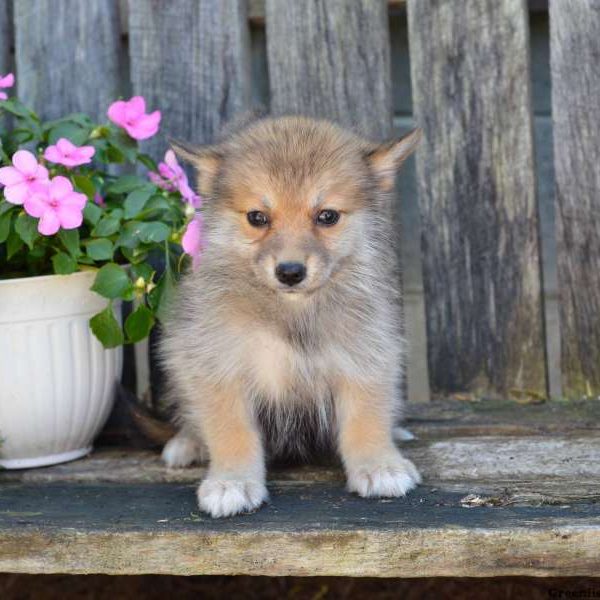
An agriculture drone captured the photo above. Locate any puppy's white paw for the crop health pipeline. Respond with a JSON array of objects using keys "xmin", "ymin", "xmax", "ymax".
[
  {"xmin": 162, "ymin": 433, "xmax": 206, "ymax": 468},
  {"xmin": 197, "ymin": 476, "xmax": 268, "ymax": 518},
  {"xmin": 346, "ymin": 452, "xmax": 421, "ymax": 498}
]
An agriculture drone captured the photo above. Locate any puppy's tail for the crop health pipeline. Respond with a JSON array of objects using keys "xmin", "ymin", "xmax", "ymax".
[
  {"xmin": 115, "ymin": 384, "xmax": 176, "ymax": 446},
  {"xmin": 129, "ymin": 400, "xmax": 176, "ymax": 446}
]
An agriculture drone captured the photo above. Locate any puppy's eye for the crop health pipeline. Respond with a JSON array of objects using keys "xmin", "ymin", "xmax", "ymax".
[
  {"xmin": 316, "ymin": 209, "xmax": 340, "ymax": 226},
  {"xmin": 247, "ymin": 211, "xmax": 270, "ymax": 227}
]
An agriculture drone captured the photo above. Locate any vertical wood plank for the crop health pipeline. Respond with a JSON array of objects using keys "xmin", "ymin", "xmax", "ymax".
[
  {"xmin": 265, "ymin": 0, "xmax": 392, "ymax": 140},
  {"xmin": 128, "ymin": 0, "xmax": 252, "ymax": 157},
  {"xmin": 407, "ymin": 0, "xmax": 547, "ymax": 398},
  {"xmin": 0, "ymin": 0, "xmax": 11, "ymax": 76},
  {"xmin": 550, "ymin": 0, "xmax": 600, "ymax": 398},
  {"xmin": 14, "ymin": 0, "xmax": 121, "ymax": 121}
]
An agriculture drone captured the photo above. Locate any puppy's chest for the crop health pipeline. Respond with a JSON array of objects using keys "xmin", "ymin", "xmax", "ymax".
[{"xmin": 246, "ymin": 328, "xmax": 342, "ymax": 401}]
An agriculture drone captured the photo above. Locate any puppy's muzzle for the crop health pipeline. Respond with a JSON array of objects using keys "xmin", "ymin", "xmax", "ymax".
[{"xmin": 275, "ymin": 262, "xmax": 306, "ymax": 286}]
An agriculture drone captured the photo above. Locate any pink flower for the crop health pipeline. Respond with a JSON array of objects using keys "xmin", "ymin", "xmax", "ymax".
[
  {"xmin": 181, "ymin": 214, "xmax": 204, "ymax": 269},
  {"xmin": 0, "ymin": 73, "xmax": 14, "ymax": 100},
  {"xmin": 149, "ymin": 150, "xmax": 202, "ymax": 207},
  {"xmin": 24, "ymin": 176, "xmax": 87, "ymax": 236},
  {"xmin": 44, "ymin": 138, "xmax": 95, "ymax": 168},
  {"xmin": 0, "ymin": 150, "xmax": 49, "ymax": 205},
  {"xmin": 107, "ymin": 96, "xmax": 161, "ymax": 140}
]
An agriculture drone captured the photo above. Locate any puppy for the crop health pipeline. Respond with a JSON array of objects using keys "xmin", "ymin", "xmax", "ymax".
[{"xmin": 160, "ymin": 116, "xmax": 422, "ymax": 517}]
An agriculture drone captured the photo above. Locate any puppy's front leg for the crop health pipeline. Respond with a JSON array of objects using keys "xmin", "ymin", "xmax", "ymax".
[
  {"xmin": 191, "ymin": 381, "xmax": 267, "ymax": 517},
  {"xmin": 335, "ymin": 380, "xmax": 421, "ymax": 498}
]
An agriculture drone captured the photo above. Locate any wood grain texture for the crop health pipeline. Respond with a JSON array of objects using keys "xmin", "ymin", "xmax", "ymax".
[
  {"xmin": 3, "ymin": 400, "xmax": 600, "ymax": 576},
  {"xmin": 13, "ymin": 0, "xmax": 121, "ymax": 121},
  {"xmin": 407, "ymin": 0, "xmax": 547, "ymax": 398},
  {"xmin": 3, "ymin": 434, "xmax": 600, "ymax": 487},
  {"xmin": 549, "ymin": 0, "xmax": 600, "ymax": 398},
  {"xmin": 1, "ymin": 482, "xmax": 600, "ymax": 576},
  {"xmin": 128, "ymin": 0, "xmax": 252, "ymax": 158},
  {"xmin": 0, "ymin": 0, "xmax": 11, "ymax": 76},
  {"xmin": 265, "ymin": 0, "xmax": 392, "ymax": 140}
]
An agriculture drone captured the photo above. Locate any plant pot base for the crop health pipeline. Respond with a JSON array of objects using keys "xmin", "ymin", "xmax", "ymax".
[{"xmin": 0, "ymin": 446, "xmax": 92, "ymax": 470}]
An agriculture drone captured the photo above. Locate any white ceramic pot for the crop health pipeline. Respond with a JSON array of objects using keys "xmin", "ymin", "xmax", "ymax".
[{"xmin": 0, "ymin": 270, "xmax": 123, "ymax": 469}]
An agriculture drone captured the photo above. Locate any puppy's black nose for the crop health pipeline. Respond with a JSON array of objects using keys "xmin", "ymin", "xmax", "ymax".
[{"xmin": 275, "ymin": 262, "xmax": 306, "ymax": 286}]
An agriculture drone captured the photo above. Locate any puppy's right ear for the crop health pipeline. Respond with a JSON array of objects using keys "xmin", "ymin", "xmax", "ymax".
[{"xmin": 171, "ymin": 140, "xmax": 223, "ymax": 198}]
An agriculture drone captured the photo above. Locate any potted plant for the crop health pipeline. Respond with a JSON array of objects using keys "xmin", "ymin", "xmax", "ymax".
[{"xmin": 0, "ymin": 74, "xmax": 203, "ymax": 468}]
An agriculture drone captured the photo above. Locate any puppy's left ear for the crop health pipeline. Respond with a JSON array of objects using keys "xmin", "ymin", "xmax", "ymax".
[{"xmin": 366, "ymin": 128, "xmax": 422, "ymax": 192}]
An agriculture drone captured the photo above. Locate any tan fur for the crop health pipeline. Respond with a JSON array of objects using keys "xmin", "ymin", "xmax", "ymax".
[{"xmin": 160, "ymin": 116, "xmax": 422, "ymax": 517}]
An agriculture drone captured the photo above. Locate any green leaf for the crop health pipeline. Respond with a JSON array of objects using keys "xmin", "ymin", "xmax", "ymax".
[
  {"xmin": 105, "ymin": 175, "xmax": 146, "ymax": 195},
  {"xmin": 6, "ymin": 230, "xmax": 23, "ymax": 259},
  {"xmin": 115, "ymin": 221, "xmax": 141, "ymax": 249},
  {"xmin": 119, "ymin": 246, "xmax": 148, "ymax": 264},
  {"xmin": 43, "ymin": 113, "xmax": 92, "ymax": 131},
  {"xmin": 86, "ymin": 238, "xmax": 114, "ymax": 261},
  {"xmin": 51, "ymin": 251, "xmax": 77, "ymax": 275},
  {"xmin": 149, "ymin": 270, "xmax": 176, "ymax": 322},
  {"xmin": 89, "ymin": 304, "xmax": 124, "ymax": 348},
  {"xmin": 125, "ymin": 304, "xmax": 155, "ymax": 343},
  {"xmin": 48, "ymin": 122, "xmax": 90, "ymax": 145},
  {"xmin": 136, "ymin": 221, "xmax": 171, "ymax": 243},
  {"xmin": 0, "ymin": 201, "xmax": 14, "ymax": 216},
  {"xmin": 0, "ymin": 98, "xmax": 36, "ymax": 119},
  {"xmin": 139, "ymin": 194, "xmax": 171, "ymax": 215},
  {"xmin": 91, "ymin": 263, "xmax": 132, "ymax": 299},
  {"xmin": 131, "ymin": 262, "xmax": 155, "ymax": 283},
  {"xmin": 0, "ymin": 208, "xmax": 12, "ymax": 243},
  {"xmin": 92, "ymin": 214, "xmax": 121, "ymax": 237},
  {"xmin": 14, "ymin": 213, "xmax": 39, "ymax": 250},
  {"xmin": 104, "ymin": 144, "xmax": 125, "ymax": 164},
  {"xmin": 109, "ymin": 129, "xmax": 138, "ymax": 162},
  {"xmin": 83, "ymin": 201, "xmax": 103, "ymax": 226},
  {"xmin": 72, "ymin": 175, "xmax": 96, "ymax": 200},
  {"xmin": 137, "ymin": 154, "xmax": 158, "ymax": 172},
  {"xmin": 124, "ymin": 187, "xmax": 153, "ymax": 219},
  {"xmin": 58, "ymin": 229, "xmax": 80, "ymax": 257}
]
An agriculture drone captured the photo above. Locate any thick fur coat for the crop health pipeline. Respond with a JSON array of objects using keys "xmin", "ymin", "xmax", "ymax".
[{"xmin": 160, "ymin": 116, "xmax": 421, "ymax": 517}]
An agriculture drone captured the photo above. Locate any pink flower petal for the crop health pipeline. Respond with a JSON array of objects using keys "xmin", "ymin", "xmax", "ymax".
[
  {"xmin": 182, "ymin": 215, "xmax": 204, "ymax": 269},
  {"xmin": 56, "ymin": 138, "xmax": 76, "ymax": 154},
  {"xmin": 24, "ymin": 192, "xmax": 49, "ymax": 218},
  {"xmin": 38, "ymin": 209, "xmax": 60, "ymax": 235},
  {"xmin": 44, "ymin": 146, "xmax": 64, "ymax": 164},
  {"xmin": 4, "ymin": 181, "xmax": 31, "ymax": 205},
  {"xmin": 0, "ymin": 166, "xmax": 25, "ymax": 186},
  {"xmin": 0, "ymin": 92, "xmax": 7, "ymax": 100},
  {"xmin": 57, "ymin": 202, "xmax": 84, "ymax": 229},
  {"xmin": 107, "ymin": 100, "xmax": 128, "ymax": 127},
  {"xmin": 12, "ymin": 150, "xmax": 39, "ymax": 176},
  {"xmin": 60, "ymin": 191, "xmax": 87, "ymax": 211},
  {"xmin": 127, "ymin": 111, "xmax": 161, "ymax": 140},
  {"xmin": 124, "ymin": 96, "xmax": 146, "ymax": 120},
  {"xmin": 49, "ymin": 176, "xmax": 74, "ymax": 199},
  {"xmin": 0, "ymin": 73, "xmax": 14, "ymax": 88},
  {"xmin": 164, "ymin": 150, "xmax": 179, "ymax": 169},
  {"xmin": 78, "ymin": 146, "xmax": 95, "ymax": 159},
  {"xmin": 36, "ymin": 164, "xmax": 49, "ymax": 182}
]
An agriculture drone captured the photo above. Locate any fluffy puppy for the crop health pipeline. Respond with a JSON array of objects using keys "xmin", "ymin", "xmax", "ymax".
[{"xmin": 160, "ymin": 116, "xmax": 421, "ymax": 517}]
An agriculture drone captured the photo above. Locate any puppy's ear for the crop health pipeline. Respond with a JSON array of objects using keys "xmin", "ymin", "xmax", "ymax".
[
  {"xmin": 366, "ymin": 128, "xmax": 422, "ymax": 192},
  {"xmin": 170, "ymin": 140, "xmax": 223, "ymax": 197}
]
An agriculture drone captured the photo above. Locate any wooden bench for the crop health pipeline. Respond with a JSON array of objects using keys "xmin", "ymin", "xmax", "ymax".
[{"xmin": 2, "ymin": 400, "xmax": 599, "ymax": 577}]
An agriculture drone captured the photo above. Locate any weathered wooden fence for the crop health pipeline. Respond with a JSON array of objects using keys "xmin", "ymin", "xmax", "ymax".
[{"xmin": 2, "ymin": 0, "xmax": 599, "ymax": 402}]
